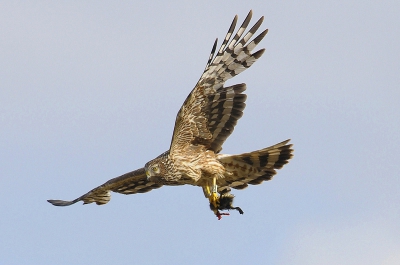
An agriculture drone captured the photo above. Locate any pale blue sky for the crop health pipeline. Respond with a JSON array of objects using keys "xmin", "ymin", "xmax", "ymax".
[{"xmin": 1, "ymin": 1, "xmax": 399, "ymax": 264}]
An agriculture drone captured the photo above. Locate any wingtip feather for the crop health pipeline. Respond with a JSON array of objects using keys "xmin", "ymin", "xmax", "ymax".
[{"xmin": 47, "ymin": 199, "xmax": 78, "ymax": 207}]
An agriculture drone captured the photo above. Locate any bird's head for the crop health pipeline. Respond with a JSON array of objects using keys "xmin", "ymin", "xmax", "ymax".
[{"xmin": 145, "ymin": 158, "xmax": 165, "ymax": 183}]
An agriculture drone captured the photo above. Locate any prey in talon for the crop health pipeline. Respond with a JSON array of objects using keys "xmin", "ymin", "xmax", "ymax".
[{"xmin": 209, "ymin": 193, "xmax": 244, "ymax": 220}]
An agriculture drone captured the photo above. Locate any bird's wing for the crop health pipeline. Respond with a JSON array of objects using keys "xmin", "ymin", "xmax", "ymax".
[
  {"xmin": 170, "ymin": 10, "xmax": 268, "ymax": 154},
  {"xmin": 47, "ymin": 168, "xmax": 162, "ymax": 206},
  {"xmin": 216, "ymin": 139, "xmax": 294, "ymax": 193}
]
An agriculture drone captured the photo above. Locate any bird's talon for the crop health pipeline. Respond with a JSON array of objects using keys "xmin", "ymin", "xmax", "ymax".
[{"xmin": 209, "ymin": 192, "xmax": 220, "ymax": 209}]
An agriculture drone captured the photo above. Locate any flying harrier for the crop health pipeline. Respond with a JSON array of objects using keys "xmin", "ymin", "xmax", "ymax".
[{"xmin": 48, "ymin": 10, "xmax": 293, "ymax": 219}]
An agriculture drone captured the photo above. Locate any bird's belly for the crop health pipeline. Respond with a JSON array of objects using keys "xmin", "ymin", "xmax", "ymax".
[{"xmin": 173, "ymin": 150, "xmax": 225, "ymax": 183}]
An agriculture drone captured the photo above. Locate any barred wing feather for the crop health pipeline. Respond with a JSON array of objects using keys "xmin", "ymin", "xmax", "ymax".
[
  {"xmin": 47, "ymin": 168, "xmax": 162, "ymax": 206},
  {"xmin": 170, "ymin": 10, "xmax": 268, "ymax": 154}
]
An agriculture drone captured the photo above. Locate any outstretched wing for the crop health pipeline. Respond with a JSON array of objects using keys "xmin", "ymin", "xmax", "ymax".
[
  {"xmin": 47, "ymin": 168, "xmax": 163, "ymax": 206},
  {"xmin": 170, "ymin": 10, "xmax": 268, "ymax": 154},
  {"xmin": 216, "ymin": 139, "xmax": 294, "ymax": 193}
]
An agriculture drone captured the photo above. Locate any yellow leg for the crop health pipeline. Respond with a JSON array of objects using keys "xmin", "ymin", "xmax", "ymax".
[
  {"xmin": 208, "ymin": 176, "xmax": 219, "ymax": 210},
  {"xmin": 204, "ymin": 185, "xmax": 211, "ymax": 196}
]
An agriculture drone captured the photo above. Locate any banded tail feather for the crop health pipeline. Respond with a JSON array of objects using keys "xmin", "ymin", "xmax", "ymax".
[{"xmin": 217, "ymin": 139, "xmax": 293, "ymax": 191}]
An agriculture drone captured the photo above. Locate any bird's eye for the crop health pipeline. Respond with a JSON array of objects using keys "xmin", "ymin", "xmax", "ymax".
[{"xmin": 152, "ymin": 166, "xmax": 158, "ymax": 172}]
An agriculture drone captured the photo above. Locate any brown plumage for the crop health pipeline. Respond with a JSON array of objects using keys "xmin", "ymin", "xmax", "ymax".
[{"xmin": 48, "ymin": 10, "xmax": 294, "ymax": 219}]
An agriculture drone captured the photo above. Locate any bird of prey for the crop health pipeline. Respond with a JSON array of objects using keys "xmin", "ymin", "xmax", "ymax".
[{"xmin": 48, "ymin": 10, "xmax": 294, "ymax": 220}]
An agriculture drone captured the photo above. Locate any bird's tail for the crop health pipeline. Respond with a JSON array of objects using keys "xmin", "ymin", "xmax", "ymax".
[{"xmin": 217, "ymin": 139, "xmax": 294, "ymax": 191}]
